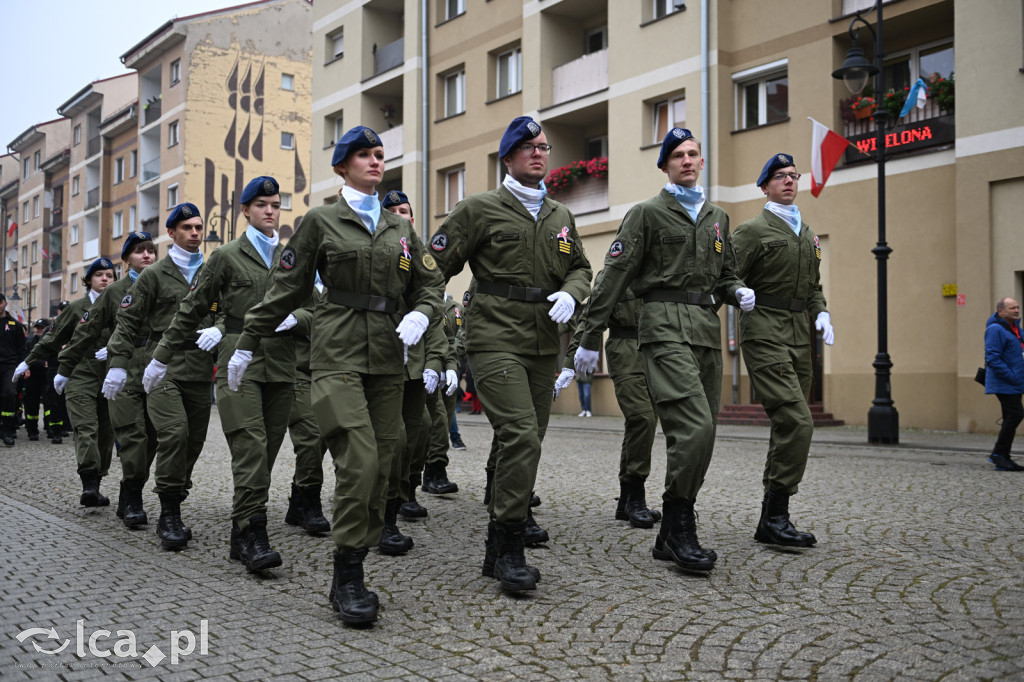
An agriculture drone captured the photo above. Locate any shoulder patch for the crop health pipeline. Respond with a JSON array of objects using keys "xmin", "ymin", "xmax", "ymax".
[
  {"xmin": 120, "ymin": 294, "xmax": 133, "ymax": 309},
  {"xmin": 279, "ymin": 247, "xmax": 297, "ymax": 271},
  {"xmin": 609, "ymin": 240, "xmax": 624, "ymax": 258},
  {"xmin": 79, "ymin": 311, "xmax": 90, "ymax": 324},
  {"xmin": 430, "ymin": 233, "xmax": 448, "ymax": 252},
  {"xmin": 422, "ymin": 254, "xmax": 437, "ymax": 271}
]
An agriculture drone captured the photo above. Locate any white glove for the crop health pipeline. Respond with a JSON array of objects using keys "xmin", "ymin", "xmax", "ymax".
[
  {"xmin": 815, "ymin": 312, "xmax": 835, "ymax": 346},
  {"xmin": 275, "ymin": 314, "xmax": 298, "ymax": 332},
  {"xmin": 53, "ymin": 374, "xmax": 69, "ymax": 395},
  {"xmin": 553, "ymin": 367, "xmax": 575, "ymax": 399},
  {"xmin": 546, "ymin": 291, "xmax": 576, "ymax": 324},
  {"xmin": 12, "ymin": 361, "xmax": 29, "ymax": 381},
  {"xmin": 396, "ymin": 311, "xmax": 429, "ymax": 346},
  {"xmin": 444, "ymin": 369, "xmax": 459, "ymax": 396},
  {"xmin": 735, "ymin": 287, "xmax": 756, "ymax": 312},
  {"xmin": 142, "ymin": 359, "xmax": 168, "ymax": 394},
  {"xmin": 423, "ymin": 369, "xmax": 439, "ymax": 394},
  {"xmin": 575, "ymin": 347, "xmax": 600, "ymax": 375},
  {"xmin": 227, "ymin": 349, "xmax": 253, "ymax": 391},
  {"xmin": 196, "ymin": 327, "xmax": 223, "ymax": 352},
  {"xmin": 94, "ymin": 347, "xmax": 108, "ymax": 361},
  {"xmin": 102, "ymin": 368, "xmax": 127, "ymax": 400}
]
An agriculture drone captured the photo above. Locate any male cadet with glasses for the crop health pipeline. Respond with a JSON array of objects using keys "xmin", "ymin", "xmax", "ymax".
[
  {"xmin": 145, "ymin": 178, "xmax": 296, "ymax": 574},
  {"xmin": 575, "ymin": 128, "xmax": 754, "ymax": 574},
  {"xmin": 0, "ymin": 293, "xmax": 27, "ymax": 447},
  {"xmin": 731, "ymin": 153, "xmax": 833, "ymax": 549},
  {"xmin": 59, "ymin": 231, "xmax": 158, "ymax": 528},
  {"xmin": 103, "ymin": 205, "xmax": 215, "ymax": 551},
  {"xmin": 430, "ymin": 116, "xmax": 593, "ymax": 594}
]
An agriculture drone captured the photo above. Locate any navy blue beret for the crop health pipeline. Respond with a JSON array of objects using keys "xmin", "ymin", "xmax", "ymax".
[
  {"xmin": 165, "ymin": 203, "xmax": 201, "ymax": 228},
  {"xmin": 756, "ymin": 153, "xmax": 796, "ymax": 187},
  {"xmin": 84, "ymin": 258, "xmax": 115, "ymax": 281},
  {"xmin": 381, "ymin": 190, "xmax": 409, "ymax": 210},
  {"xmin": 331, "ymin": 126, "xmax": 382, "ymax": 167},
  {"xmin": 121, "ymin": 231, "xmax": 153, "ymax": 260},
  {"xmin": 240, "ymin": 176, "xmax": 280, "ymax": 204},
  {"xmin": 656, "ymin": 127, "xmax": 695, "ymax": 168},
  {"xmin": 499, "ymin": 116, "xmax": 543, "ymax": 159},
  {"xmin": 33, "ymin": 318, "xmax": 49, "ymax": 328}
]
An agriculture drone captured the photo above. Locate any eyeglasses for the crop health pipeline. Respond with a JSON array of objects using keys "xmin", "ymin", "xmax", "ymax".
[
  {"xmin": 517, "ymin": 143, "xmax": 552, "ymax": 155},
  {"xmin": 772, "ymin": 172, "xmax": 801, "ymax": 182}
]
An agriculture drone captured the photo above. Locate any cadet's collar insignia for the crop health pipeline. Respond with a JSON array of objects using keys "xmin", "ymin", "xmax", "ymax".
[
  {"xmin": 363, "ymin": 129, "xmax": 379, "ymax": 145},
  {"xmin": 527, "ymin": 121, "xmax": 541, "ymax": 136},
  {"xmin": 181, "ymin": 205, "xmax": 192, "ymax": 217},
  {"xmin": 430, "ymin": 232, "xmax": 448, "ymax": 252},
  {"xmin": 609, "ymin": 240, "xmax": 624, "ymax": 258},
  {"xmin": 79, "ymin": 311, "xmax": 90, "ymax": 324},
  {"xmin": 262, "ymin": 179, "xmax": 276, "ymax": 194},
  {"xmin": 398, "ymin": 237, "xmax": 412, "ymax": 272},
  {"xmin": 814, "ymin": 235, "xmax": 822, "ymax": 260},
  {"xmin": 279, "ymin": 247, "xmax": 297, "ymax": 271},
  {"xmin": 714, "ymin": 222, "xmax": 723, "ymax": 254},
  {"xmin": 120, "ymin": 294, "xmax": 133, "ymax": 309},
  {"xmin": 422, "ymin": 254, "xmax": 437, "ymax": 271}
]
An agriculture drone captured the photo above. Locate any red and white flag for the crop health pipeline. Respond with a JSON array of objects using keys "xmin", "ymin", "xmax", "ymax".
[{"xmin": 808, "ymin": 117, "xmax": 851, "ymax": 198}]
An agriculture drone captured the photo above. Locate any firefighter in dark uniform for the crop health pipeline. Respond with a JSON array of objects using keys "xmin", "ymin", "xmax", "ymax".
[
  {"xmin": 21, "ymin": 318, "xmax": 50, "ymax": 441},
  {"xmin": 0, "ymin": 293, "xmax": 27, "ymax": 447},
  {"xmin": 231, "ymin": 127, "xmax": 443, "ymax": 625},
  {"xmin": 431, "ymin": 116, "xmax": 593, "ymax": 594}
]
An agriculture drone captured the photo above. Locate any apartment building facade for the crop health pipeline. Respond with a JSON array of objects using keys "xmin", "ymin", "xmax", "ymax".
[{"xmin": 309, "ymin": 0, "xmax": 1024, "ymax": 433}]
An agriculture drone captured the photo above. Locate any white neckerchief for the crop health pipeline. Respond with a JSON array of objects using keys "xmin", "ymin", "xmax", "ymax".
[
  {"xmin": 245, "ymin": 225, "xmax": 279, "ymax": 269},
  {"xmin": 766, "ymin": 201, "xmax": 802, "ymax": 235},
  {"xmin": 128, "ymin": 268, "xmax": 141, "ymax": 282},
  {"xmin": 342, "ymin": 185, "xmax": 381, "ymax": 234},
  {"xmin": 314, "ymin": 270, "xmax": 324, "ymax": 295},
  {"xmin": 169, "ymin": 244, "xmax": 204, "ymax": 284},
  {"xmin": 665, "ymin": 183, "xmax": 705, "ymax": 223},
  {"xmin": 503, "ymin": 174, "xmax": 547, "ymax": 221},
  {"xmin": 88, "ymin": 289, "xmax": 101, "ymax": 304}
]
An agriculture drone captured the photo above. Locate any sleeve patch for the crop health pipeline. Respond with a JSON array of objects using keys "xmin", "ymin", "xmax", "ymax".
[
  {"xmin": 120, "ymin": 294, "xmax": 133, "ymax": 309},
  {"xmin": 422, "ymin": 254, "xmax": 438, "ymax": 271},
  {"xmin": 609, "ymin": 240, "xmax": 624, "ymax": 258},
  {"xmin": 430, "ymin": 233, "xmax": 448, "ymax": 252},
  {"xmin": 279, "ymin": 247, "xmax": 297, "ymax": 271}
]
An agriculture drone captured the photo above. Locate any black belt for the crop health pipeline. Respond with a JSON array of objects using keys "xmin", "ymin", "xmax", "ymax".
[
  {"xmin": 476, "ymin": 280, "xmax": 555, "ymax": 303},
  {"xmin": 756, "ymin": 294, "xmax": 807, "ymax": 312},
  {"xmin": 608, "ymin": 325, "xmax": 638, "ymax": 340},
  {"xmin": 324, "ymin": 289, "xmax": 399, "ymax": 314},
  {"xmin": 643, "ymin": 290, "xmax": 716, "ymax": 306},
  {"xmin": 148, "ymin": 330, "xmax": 205, "ymax": 351},
  {"xmin": 134, "ymin": 336, "xmax": 150, "ymax": 348}
]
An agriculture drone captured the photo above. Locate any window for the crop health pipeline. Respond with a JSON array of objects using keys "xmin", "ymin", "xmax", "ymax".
[
  {"xmin": 129, "ymin": 205, "xmax": 137, "ymax": 231},
  {"xmin": 883, "ymin": 40, "xmax": 954, "ymax": 92},
  {"xmin": 586, "ymin": 27, "xmax": 608, "ymax": 54},
  {"xmin": 168, "ymin": 120, "xmax": 179, "ymax": 147},
  {"xmin": 21, "ymin": 246, "xmax": 27, "ymax": 266},
  {"xmin": 167, "ymin": 183, "xmax": 178, "ymax": 207},
  {"xmin": 129, "ymin": 150, "xmax": 137, "ymax": 178},
  {"xmin": 72, "ymin": 176, "xmax": 80, "ymax": 196},
  {"xmin": 444, "ymin": 167, "xmax": 465, "ymax": 213},
  {"xmin": 281, "ymin": 132, "xmax": 295, "ymax": 150},
  {"xmin": 170, "ymin": 59, "xmax": 181, "ymax": 85},
  {"xmin": 114, "ymin": 157, "xmax": 125, "ymax": 184},
  {"xmin": 444, "ymin": 70, "xmax": 466, "ymax": 117},
  {"xmin": 446, "ymin": 0, "xmax": 465, "ymax": 21},
  {"xmin": 70, "ymin": 224, "xmax": 79, "ymax": 245},
  {"xmin": 33, "ymin": 196, "xmax": 39, "ymax": 218},
  {"xmin": 281, "ymin": 73, "xmax": 294, "ymax": 91},
  {"xmin": 327, "ymin": 29, "xmax": 344, "ymax": 62},
  {"xmin": 34, "ymin": 151, "xmax": 41, "ymax": 170},
  {"xmin": 653, "ymin": 0, "xmax": 684, "ymax": 19},
  {"xmin": 586, "ymin": 136, "xmax": 608, "ymax": 159},
  {"xmin": 113, "ymin": 211, "xmax": 124, "ymax": 238},
  {"xmin": 74, "ymin": 125, "xmax": 81, "ymax": 146},
  {"xmin": 23, "ymin": 159, "xmax": 29, "ymax": 180},
  {"xmin": 280, "ymin": 193, "xmax": 293, "ymax": 210},
  {"xmin": 325, "ymin": 112, "xmax": 344, "ymax": 146},
  {"xmin": 497, "ymin": 47, "xmax": 522, "ymax": 98},
  {"xmin": 22, "ymin": 202, "xmax": 29, "ymax": 223},
  {"xmin": 31, "ymin": 241, "xmax": 38, "ymax": 264},
  {"xmin": 71, "ymin": 276, "xmax": 78, "ymax": 294},
  {"xmin": 734, "ymin": 60, "xmax": 788, "ymax": 130},
  {"xmin": 652, "ymin": 94, "xmax": 687, "ymax": 143}
]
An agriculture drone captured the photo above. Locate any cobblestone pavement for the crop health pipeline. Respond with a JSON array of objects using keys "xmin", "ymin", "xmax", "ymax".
[{"xmin": 1, "ymin": 409, "xmax": 1022, "ymax": 680}]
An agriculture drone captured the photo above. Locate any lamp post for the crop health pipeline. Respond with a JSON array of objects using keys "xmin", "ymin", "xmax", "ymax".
[
  {"xmin": 10, "ymin": 262, "xmax": 35, "ymax": 325},
  {"xmin": 832, "ymin": 0, "xmax": 899, "ymax": 444},
  {"xmin": 203, "ymin": 191, "xmax": 235, "ymax": 252}
]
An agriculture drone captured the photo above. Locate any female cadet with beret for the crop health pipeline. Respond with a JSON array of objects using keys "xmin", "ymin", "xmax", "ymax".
[{"xmin": 231, "ymin": 126, "xmax": 443, "ymax": 626}]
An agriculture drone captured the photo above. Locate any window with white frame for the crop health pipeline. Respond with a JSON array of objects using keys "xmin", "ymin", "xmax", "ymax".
[
  {"xmin": 446, "ymin": 0, "xmax": 465, "ymax": 21},
  {"xmin": 113, "ymin": 211, "xmax": 124, "ymax": 238},
  {"xmin": 281, "ymin": 73, "xmax": 294, "ymax": 91},
  {"xmin": 114, "ymin": 157, "xmax": 125, "ymax": 184},
  {"xmin": 21, "ymin": 246, "xmax": 27, "ymax": 266},
  {"xmin": 444, "ymin": 69, "xmax": 466, "ymax": 117},
  {"xmin": 129, "ymin": 205, "xmax": 137, "ymax": 231},
  {"xmin": 325, "ymin": 112, "xmax": 344, "ymax": 146},
  {"xmin": 170, "ymin": 59, "xmax": 181, "ymax": 85},
  {"xmin": 167, "ymin": 184, "xmax": 179, "ymax": 207},
  {"xmin": 734, "ymin": 60, "xmax": 788, "ymax": 130},
  {"xmin": 74, "ymin": 125, "xmax": 81, "ymax": 146},
  {"xmin": 327, "ymin": 29, "xmax": 344, "ymax": 62},
  {"xmin": 22, "ymin": 159, "xmax": 29, "ymax": 180},
  {"xmin": 653, "ymin": 0, "xmax": 684, "ymax": 20},
  {"xmin": 129, "ymin": 150, "xmax": 137, "ymax": 178},
  {"xmin": 168, "ymin": 120, "xmax": 179, "ymax": 146},
  {"xmin": 31, "ymin": 241, "xmax": 38, "ymax": 264},
  {"xmin": 496, "ymin": 47, "xmax": 522, "ymax": 98},
  {"xmin": 72, "ymin": 176, "xmax": 80, "ymax": 196},
  {"xmin": 71, "ymin": 275, "xmax": 78, "ymax": 294},
  {"xmin": 280, "ymin": 193, "xmax": 292, "ymax": 210},
  {"xmin": 281, "ymin": 132, "xmax": 295, "ymax": 150},
  {"xmin": 444, "ymin": 167, "xmax": 465, "ymax": 213},
  {"xmin": 586, "ymin": 26, "xmax": 608, "ymax": 54},
  {"xmin": 652, "ymin": 94, "xmax": 687, "ymax": 143},
  {"xmin": 34, "ymin": 151, "xmax": 41, "ymax": 170},
  {"xmin": 22, "ymin": 202, "xmax": 28, "ymax": 222},
  {"xmin": 33, "ymin": 196, "xmax": 39, "ymax": 218},
  {"xmin": 882, "ymin": 39, "xmax": 954, "ymax": 92},
  {"xmin": 586, "ymin": 136, "xmax": 608, "ymax": 159},
  {"xmin": 70, "ymin": 224, "xmax": 79, "ymax": 245}
]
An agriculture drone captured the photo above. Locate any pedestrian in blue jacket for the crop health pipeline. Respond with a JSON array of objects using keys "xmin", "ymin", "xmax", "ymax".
[{"xmin": 984, "ymin": 297, "xmax": 1024, "ymax": 471}]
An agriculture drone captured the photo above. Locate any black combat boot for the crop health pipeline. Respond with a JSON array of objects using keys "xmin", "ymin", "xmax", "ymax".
[
  {"xmin": 423, "ymin": 462, "xmax": 458, "ymax": 495},
  {"xmin": 116, "ymin": 481, "xmax": 128, "ymax": 519},
  {"xmin": 615, "ymin": 480, "xmax": 629, "ymax": 520},
  {"xmin": 285, "ymin": 484, "xmax": 330, "ymax": 534},
  {"xmin": 156, "ymin": 492, "xmax": 189, "ymax": 550},
  {"xmin": 483, "ymin": 469, "xmax": 493, "ymax": 505},
  {"xmin": 329, "ymin": 549, "xmax": 378, "ymax": 625},
  {"xmin": 378, "ymin": 498, "xmax": 414, "ymax": 556},
  {"xmin": 421, "ymin": 463, "xmax": 436, "ymax": 493},
  {"xmin": 653, "ymin": 498, "xmax": 716, "ymax": 572},
  {"xmin": 229, "ymin": 521, "xmax": 243, "ymax": 561},
  {"xmin": 399, "ymin": 475, "xmax": 428, "ymax": 518},
  {"xmin": 482, "ymin": 521, "xmax": 541, "ymax": 582},
  {"xmin": 523, "ymin": 508, "xmax": 549, "ymax": 546},
  {"xmin": 121, "ymin": 481, "xmax": 148, "ymax": 528},
  {"xmin": 492, "ymin": 521, "xmax": 538, "ymax": 593},
  {"xmin": 754, "ymin": 488, "xmax": 817, "ymax": 548},
  {"xmin": 623, "ymin": 476, "xmax": 656, "ymax": 529},
  {"xmin": 79, "ymin": 472, "xmax": 110, "ymax": 507},
  {"xmin": 530, "ymin": 491, "xmax": 541, "ymax": 507},
  {"xmin": 239, "ymin": 514, "xmax": 283, "ymax": 572}
]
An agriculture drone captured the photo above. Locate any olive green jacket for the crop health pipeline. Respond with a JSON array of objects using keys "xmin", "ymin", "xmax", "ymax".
[{"xmin": 26, "ymin": 294, "xmax": 105, "ymax": 391}]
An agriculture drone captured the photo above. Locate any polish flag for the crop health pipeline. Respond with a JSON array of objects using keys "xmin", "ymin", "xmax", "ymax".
[
  {"xmin": 808, "ymin": 117, "xmax": 851, "ymax": 198},
  {"xmin": 6, "ymin": 219, "xmax": 16, "ymax": 238}
]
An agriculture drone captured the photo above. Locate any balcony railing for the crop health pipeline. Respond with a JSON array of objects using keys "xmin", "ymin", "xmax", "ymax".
[
  {"xmin": 840, "ymin": 99, "xmax": 954, "ymax": 163},
  {"xmin": 552, "ymin": 49, "xmax": 608, "ymax": 106},
  {"xmin": 143, "ymin": 99, "xmax": 162, "ymax": 126},
  {"xmin": 379, "ymin": 125, "xmax": 403, "ymax": 161},
  {"xmin": 142, "ymin": 158, "xmax": 161, "ymax": 183},
  {"xmin": 548, "ymin": 176, "xmax": 608, "ymax": 215},
  {"xmin": 87, "ymin": 136, "xmax": 101, "ymax": 158},
  {"xmin": 50, "ymin": 207, "xmax": 63, "ymax": 228},
  {"xmin": 85, "ymin": 187, "xmax": 100, "ymax": 210},
  {"xmin": 374, "ymin": 38, "xmax": 404, "ymax": 76},
  {"xmin": 83, "ymin": 238, "xmax": 99, "ymax": 260},
  {"xmin": 842, "ymin": 98, "xmax": 948, "ymax": 137}
]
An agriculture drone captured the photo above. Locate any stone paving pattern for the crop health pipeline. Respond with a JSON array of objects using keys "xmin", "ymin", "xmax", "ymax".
[{"xmin": 1, "ymin": 410, "xmax": 1022, "ymax": 680}]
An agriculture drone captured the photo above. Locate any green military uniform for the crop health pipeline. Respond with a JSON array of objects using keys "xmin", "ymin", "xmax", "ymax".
[
  {"xmin": 154, "ymin": 235, "xmax": 295, "ymax": 528},
  {"xmin": 732, "ymin": 209, "xmax": 827, "ymax": 495},
  {"xmin": 236, "ymin": 201, "xmax": 443, "ymax": 553},
  {"xmin": 107, "ymin": 256, "xmax": 214, "ymax": 499},
  {"xmin": 424, "ymin": 298, "xmax": 461, "ymax": 472},
  {"xmin": 579, "ymin": 189, "xmax": 743, "ymax": 502},
  {"xmin": 396, "ymin": 338, "xmax": 429, "ymax": 511},
  {"xmin": 26, "ymin": 294, "xmax": 114, "ymax": 481},
  {"xmin": 431, "ymin": 185, "xmax": 592, "ymax": 524},
  {"xmin": 287, "ymin": 298, "xmax": 327, "ymax": 490}
]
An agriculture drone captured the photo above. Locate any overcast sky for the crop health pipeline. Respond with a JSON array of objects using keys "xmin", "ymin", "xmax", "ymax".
[{"xmin": 2, "ymin": 0, "xmax": 243, "ymax": 151}]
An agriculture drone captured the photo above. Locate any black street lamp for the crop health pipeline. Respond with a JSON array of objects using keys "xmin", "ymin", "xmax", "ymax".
[
  {"xmin": 203, "ymin": 191, "xmax": 235, "ymax": 252},
  {"xmin": 832, "ymin": 0, "xmax": 899, "ymax": 444}
]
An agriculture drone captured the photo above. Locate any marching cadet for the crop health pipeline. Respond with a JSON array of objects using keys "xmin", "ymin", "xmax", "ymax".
[
  {"xmin": 420, "ymin": 293, "xmax": 462, "ymax": 497},
  {"xmin": 732, "ymin": 153, "xmax": 833, "ymax": 548},
  {"xmin": 144, "ymin": 178, "xmax": 296, "ymax": 573},
  {"xmin": 230, "ymin": 126, "xmax": 443, "ymax": 625},
  {"xmin": 59, "ymin": 232, "xmax": 158, "ymax": 528},
  {"xmin": 0, "ymin": 293, "xmax": 27, "ymax": 447},
  {"xmin": 46, "ymin": 300, "xmax": 72, "ymax": 442},
  {"xmin": 430, "ymin": 116, "xmax": 593, "ymax": 594},
  {"xmin": 575, "ymin": 128, "xmax": 754, "ymax": 573},
  {"xmin": 15, "ymin": 259, "xmax": 116, "ymax": 506},
  {"xmin": 102, "ymin": 205, "xmax": 215, "ymax": 551},
  {"xmin": 21, "ymin": 318, "xmax": 50, "ymax": 441}
]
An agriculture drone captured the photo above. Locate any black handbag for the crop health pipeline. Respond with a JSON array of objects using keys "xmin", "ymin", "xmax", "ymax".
[{"xmin": 974, "ymin": 366, "xmax": 986, "ymax": 385}]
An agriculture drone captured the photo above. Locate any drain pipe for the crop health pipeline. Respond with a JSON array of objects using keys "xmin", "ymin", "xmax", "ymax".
[{"xmin": 420, "ymin": 0, "xmax": 430, "ymax": 243}]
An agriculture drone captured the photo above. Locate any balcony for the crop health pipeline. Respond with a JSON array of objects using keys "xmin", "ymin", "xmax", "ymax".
[
  {"xmin": 50, "ymin": 207, "xmax": 64, "ymax": 228},
  {"xmin": 141, "ymin": 158, "xmax": 161, "ymax": 183},
  {"xmin": 86, "ymin": 136, "xmax": 101, "ymax": 158},
  {"xmin": 83, "ymin": 238, "xmax": 99, "ymax": 260},
  {"xmin": 85, "ymin": 187, "xmax": 100, "ymax": 210},
  {"xmin": 548, "ymin": 176, "xmax": 608, "ymax": 215},
  {"xmin": 552, "ymin": 49, "xmax": 608, "ymax": 107},
  {"xmin": 143, "ymin": 98, "xmax": 162, "ymax": 126},
  {"xmin": 374, "ymin": 38, "xmax": 404, "ymax": 76},
  {"xmin": 840, "ymin": 98, "xmax": 954, "ymax": 164},
  {"xmin": 379, "ymin": 125, "xmax": 403, "ymax": 161}
]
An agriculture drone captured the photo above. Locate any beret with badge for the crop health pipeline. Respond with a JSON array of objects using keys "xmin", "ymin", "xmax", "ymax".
[
  {"xmin": 381, "ymin": 190, "xmax": 409, "ymax": 210},
  {"xmin": 498, "ymin": 116, "xmax": 543, "ymax": 159},
  {"xmin": 84, "ymin": 257, "xmax": 116, "ymax": 282},
  {"xmin": 120, "ymin": 231, "xmax": 153, "ymax": 260},
  {"xmin": 656, "ymin": 127, "xmax": 695, "ymax": 169},
  {"xmin": 240, "ymin": 176, "xmax": 280, "ymax": 205},
  {"xmin": 756, "ymin": 153, "xmax": 796, "ymax": 187},
  {"xmin": 166, "ymin": 203, "xmax": 201, "ymax": 229},
  {"xmin": 331, "ymin": 126, "xmax": 382, "ymax": 167}
]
